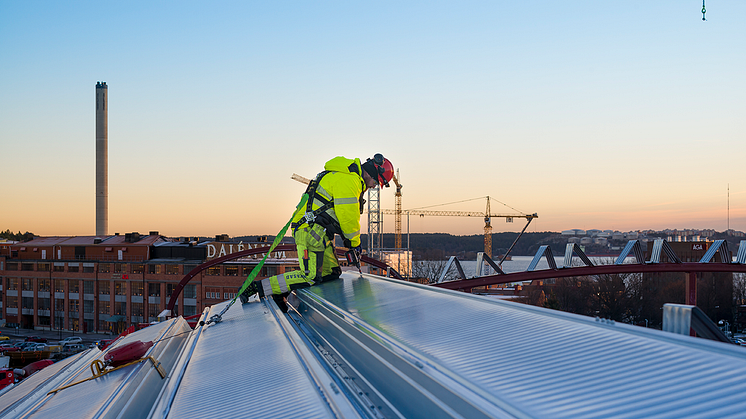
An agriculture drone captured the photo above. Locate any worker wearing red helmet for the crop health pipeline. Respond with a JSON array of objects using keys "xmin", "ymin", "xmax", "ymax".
[{"xmin": 240, "ymin": 154, "xmax": 394, "ymax": 311}]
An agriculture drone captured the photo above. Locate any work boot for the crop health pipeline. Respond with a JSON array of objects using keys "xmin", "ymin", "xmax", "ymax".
[{"xmin": 239, "ymin": 281, "xmax": 260, "ymax": 304}]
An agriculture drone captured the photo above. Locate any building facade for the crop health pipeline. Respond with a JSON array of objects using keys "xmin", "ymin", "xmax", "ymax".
[{"xmin": 0, "ymin": 233, "xmax": 298, "ymax": 333}]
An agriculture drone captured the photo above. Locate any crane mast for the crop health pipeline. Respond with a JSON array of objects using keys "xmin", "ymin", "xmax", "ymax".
[
  {"xmin": 393, "ymin": 170, "xmax": 402, "ymax": 250},
  {"xmin": 484, "ymin": 197, "xmax": 492, "ymax": 258}
]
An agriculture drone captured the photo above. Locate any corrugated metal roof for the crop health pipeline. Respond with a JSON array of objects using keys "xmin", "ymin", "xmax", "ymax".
[
  {"xmin": 5, "ymin": 272, "xmax": 746, "ymax": 418},
  {"xmin": 12, "ymin": 237, "xmax": 70, "ymax": 246},
  {"xmin": 297, "ymin": 273, "xmax": 746, "ymax": 418},
  {"xmin": 0, "ymin": 318, "xmax": 191, "ymax": 418},
  {"xmin": 152, "ymin": 299, "xmax": 359, "ymax": 418}
]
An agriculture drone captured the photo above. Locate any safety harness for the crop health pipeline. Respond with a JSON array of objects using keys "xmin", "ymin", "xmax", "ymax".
[
  {"xmin": 292, "ymin": 163, "xmax": 364, "ymax": 239},
  {"xmin": 292, "ymin": 170, "xmax": 333, "ymax": 234}
]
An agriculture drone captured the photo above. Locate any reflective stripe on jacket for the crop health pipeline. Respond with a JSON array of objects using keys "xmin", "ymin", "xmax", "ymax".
[
  {"xmin": 292, "ymin": 156, "xmax": 365, "ymax": 247},
  {"xmin": 260, "ymin": 271, "xmax": 312, "ymax": 296}
]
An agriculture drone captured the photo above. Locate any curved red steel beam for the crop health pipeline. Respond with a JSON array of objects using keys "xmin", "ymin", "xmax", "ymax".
[
  {"xmin": 166, "ymin": 244, "xmax": 401, "ymax": 312},
  {"xmin": 432, "ymin": 262, "xmax": 746, "ymax": 291}
]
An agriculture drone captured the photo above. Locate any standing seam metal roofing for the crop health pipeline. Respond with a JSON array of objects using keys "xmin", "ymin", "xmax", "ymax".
[
  {"xmin": 0, "ymin": 318, "xmax": 191, "ymax": 419},
  {"xmin": 5, "ymin": 272, "xmax": 746, "ymax": 418},
  {"xmin": 297, "ymin": 273, "xmax": 746, "ymax": 418},
  {"xmin": 156, "ymin": 298, "xmax": 359, "ymax": 419}
]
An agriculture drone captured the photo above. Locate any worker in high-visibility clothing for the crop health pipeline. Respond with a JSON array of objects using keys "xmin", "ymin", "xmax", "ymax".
[{"xmin": 239, "ymin": 153, "xmax": 395, "ymax": 311}]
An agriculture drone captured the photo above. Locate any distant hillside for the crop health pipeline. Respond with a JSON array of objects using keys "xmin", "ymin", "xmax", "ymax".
[
  {"xmin": 232, "ymin": 231, "xmax": 562, "ymax": 260},
  {"xmin": 360, "ymin": 232, "xmax": 560, "ymax": 260}
]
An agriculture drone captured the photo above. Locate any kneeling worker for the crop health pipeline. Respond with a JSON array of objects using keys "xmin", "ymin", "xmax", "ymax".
[{"xmin": 239, "ymin": 153, "xmax": 394, "ymax": 311}]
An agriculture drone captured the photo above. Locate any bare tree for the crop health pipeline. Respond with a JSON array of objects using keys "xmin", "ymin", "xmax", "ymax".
[
  {"xmin": 734, "ymin": 273, "xmax": 746, "ymax": 331},
  {"xmin": 411, "ymin": 260, "xmax": 459, "ymax": 284},
  {"xmin": 593, "ymin": 273, "xmax": 633, "ymax": 322}
]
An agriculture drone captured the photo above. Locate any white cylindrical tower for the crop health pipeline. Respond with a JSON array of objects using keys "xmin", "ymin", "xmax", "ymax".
[{"xmin": 96, "ymin": 81, "xmax": 108, "ymax": 236}]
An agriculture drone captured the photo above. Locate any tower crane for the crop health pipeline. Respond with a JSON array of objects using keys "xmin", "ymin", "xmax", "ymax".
[
  {"xmin": 392, "ymin": 170, "xmax": 403, "ymax": 250},
  {"xmin": 380, "ymin": 197, "xmax": 538, "ymax": 263}
]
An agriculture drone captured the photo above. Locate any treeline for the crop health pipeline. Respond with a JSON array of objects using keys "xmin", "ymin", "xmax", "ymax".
[{"xmin": 0, "ymin": 229, "xmax": 35, "ymax": 242}]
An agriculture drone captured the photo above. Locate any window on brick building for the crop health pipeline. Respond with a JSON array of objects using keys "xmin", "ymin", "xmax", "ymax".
[
  {"xmin": 99, "ymin": 280, "xmax": 110, "ymax": 295},
  {"xmin": 132, "ymin": 264, "xmax": 145, "ymax": 274},
  {"xmin": 53, "ymin": 264, "xmax": 65, "ymax": 272},
  {"xmin": 114, "ymin": 263, "xmax": 125, "ymax": 273},
  {"xmin": 69, "ymin": 280, "xmax": 79, "ymax": 293},
  {"xmin": 83, "ymin": 300, "xmax": 94, "ymax": 314},
  {"xmin": 98, "ymin": 300, "xmax": 110, "ymax": 314},
  {"xmin": 183, "ymin": 284, "xmax": 196, "ymax": 299},
  {"xmin": 131, "ymin": 282, "xmax": 144, "ymax": 296},
  {"xmin": 132, "ymin": 302, "xmax": 144, "ymax": 316},
  {"xmin": 83, "ymin": 281, "xmax": 94, "ymax": 294},
  {"xmin": 38, "ymin": 298, "xmax": 50, "ymax": 310},
  {"xmin": 183, "ymin": 305, "xmax": 197, "ymax": 316},
  {"xmin": 7, "ymin": 278, "xmax": 18, "ymax": 290},
  {"xmin": 148, "ymin": 264, "xmax": 162, "ymax": 275},
  {"xmin": 224, "ymin": 265, "xmax": 238, "ymax": 276},
  {"xmin": 206, "ymin": 266, "xmax": 221, "ymax": 276},
  {"xmin": 148, "ymin": 303, "xmax": 160, "ymax": 321},
  {"xmin": 38, "ymin": 279, "xmax": 50, "ymax": 292},
  {"xmin": 166, "ymin": 284, "xmax": 177, "ymax": 306},
  {"xmin": 38, "ymin": 263, "xmax": 50, "ymax": 272},
  {"xmin": 68, "ymin": 263, "xmax": 79, "ymax": 273},
  {"xmin": 55, "ymin": 279, "xmax": 64, "ymax": 292},
  {"xmin": 165, "ymin": 264, "xmax": 180, "ymax": 275},
  {"xmin": 22, "ymin": 297, "xmax": 34, "ymax": 309},
  {"xmin": 115, "ymin": 281, "xmax": 126, "ymax": 295},
  {"xmin": 69, "ymin": 299, "xmax": 79, "ymax": 313},
  {"xmin": 205, "ymin": 287, "xmax": 221, "ymax": 299},
  {"xmin": 99, "ymin": 263, "xmax": 111, "ymax": 273},
  {"xmin": 22, "ymin": 278, "xmax": 33, "ymax": 291},
  {"xmin": 148, "ymin": 283, "xmax": 161, "ymax": 297},
  {"xmin": 6, "ymin": 296, "xmax": 17, "ymax": 308},
  {"xmin": 115, "ymin": 302, "xmax": 126, "ymax": 315}
]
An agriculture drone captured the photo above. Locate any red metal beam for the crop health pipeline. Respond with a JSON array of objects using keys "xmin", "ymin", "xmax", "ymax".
[{"xmin": 432, "ymin": 262, "xmax": 746, "ymax": 291}]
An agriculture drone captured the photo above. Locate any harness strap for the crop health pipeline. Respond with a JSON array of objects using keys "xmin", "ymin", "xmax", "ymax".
[{"xmin": 294, "ymin": 171, "xmax": 335, "ymax": 233}]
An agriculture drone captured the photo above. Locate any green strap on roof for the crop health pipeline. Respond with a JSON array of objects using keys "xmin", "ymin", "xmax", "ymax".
[{"xmin": 210, "ymin": 193, "xmax": 309, "ymax": 322}]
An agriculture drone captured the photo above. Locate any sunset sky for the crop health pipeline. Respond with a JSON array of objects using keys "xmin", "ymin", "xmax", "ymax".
[{"xmin": 1, "ymin": 1, "xmax": 744, "ymax": 238}]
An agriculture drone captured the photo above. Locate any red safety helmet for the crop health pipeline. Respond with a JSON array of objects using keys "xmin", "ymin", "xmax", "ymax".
[{"xmin": 367, "ymin": 153, "xmax": 394, "ymax": 187}]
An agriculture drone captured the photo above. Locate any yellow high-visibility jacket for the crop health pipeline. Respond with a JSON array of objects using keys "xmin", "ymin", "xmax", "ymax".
[{"xmin": 292, "ymin": 156, "xmax": 366, "ymax": 248}]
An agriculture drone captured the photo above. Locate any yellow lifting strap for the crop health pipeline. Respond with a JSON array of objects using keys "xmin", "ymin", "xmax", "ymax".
[{"xmin": 47, "ymin": 356, "xmax": 166, "ymax": 395}]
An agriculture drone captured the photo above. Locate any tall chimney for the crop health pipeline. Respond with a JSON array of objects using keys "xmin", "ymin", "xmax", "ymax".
[{"xmin": 96, "ymin": 81, "xmax": 108, "ymax": 236}]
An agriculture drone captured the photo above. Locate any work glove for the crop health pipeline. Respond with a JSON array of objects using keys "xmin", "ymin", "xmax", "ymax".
[
  {"xmin": 239, "ymin": 281, "xmax": 260, "ymax": 304},
  {"xmin": 352, "ymin": 245, "xmax": 363, "ymax": 259}
]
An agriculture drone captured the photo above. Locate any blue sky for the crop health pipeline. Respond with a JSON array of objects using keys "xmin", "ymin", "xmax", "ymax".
[{"xmin": 1, "ymin": 1, "xmax": 744, "ymax": 237}]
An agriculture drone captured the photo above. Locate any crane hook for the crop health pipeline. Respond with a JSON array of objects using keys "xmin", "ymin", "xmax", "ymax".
[{"xmin": 701, "ymin": 0, "xmax": 706, "ymax": 21}]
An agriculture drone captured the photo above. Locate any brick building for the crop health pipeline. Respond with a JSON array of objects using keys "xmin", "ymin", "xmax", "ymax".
[{"xmin": 0, "ymin": 233, "xmax": 298, "ymax": 333}]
